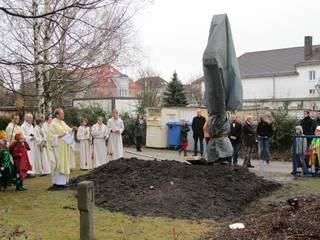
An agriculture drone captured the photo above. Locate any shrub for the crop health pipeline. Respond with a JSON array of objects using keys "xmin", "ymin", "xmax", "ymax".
[
  {"xmin": 270, "ymin": 110, "xmax": 299, "ymax": 152},
  {"xmin": 0, "ymin": 115, "xmax": 11, "ymax": 131},
  {"xmin": 121, "ymin": 112, "xmax": 135, "ymax": 145},
  {"xmin": 64, "ymin": 104, "xmax": 109, "ymax": 127}
]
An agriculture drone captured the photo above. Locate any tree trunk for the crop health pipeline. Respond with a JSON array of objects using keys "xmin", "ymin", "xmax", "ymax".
[{"xmin": 32, "ymin": 0, "xmax": 43, "ymax": 115}]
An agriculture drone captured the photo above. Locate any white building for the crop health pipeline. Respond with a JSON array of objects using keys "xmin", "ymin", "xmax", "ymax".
[{"xmin": 239, "ymin": 36, "xmax": 320, "ymax": 110}]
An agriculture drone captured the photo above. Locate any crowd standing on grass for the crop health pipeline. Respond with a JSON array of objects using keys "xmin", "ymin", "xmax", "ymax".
[{"xmin": 0, "ymin": 108, "xmax": 127, "ymax": 192}]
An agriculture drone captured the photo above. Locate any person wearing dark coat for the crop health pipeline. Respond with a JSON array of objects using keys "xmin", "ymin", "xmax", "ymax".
[
  {"xmin": 178, "ymin": 120, "xmax": 190, "ymax": 157},
  {"xmin": 134, "ymin": 113, "xmax": 145, "ymax": 152},
  {"xmin": 314, "ymin": 111, "xmax": 320, "ymax": 129},
  {"xmin": 242, "ymin": 115, "xmax": 256, "ymax": 168},
  {"xmin": 300, "ymin": 111, "xmax": 316, "ymax": 137},
  {"xmin": 191, "ymin": 110, "xmax": 206, "ymax": 156},
  {"xmin": 229, "ymin": 114, "xmax": 242, "ymax": 165},
  {"xmin": 257, "ymin": 115, "xmax": 274, "ymax": 165}
]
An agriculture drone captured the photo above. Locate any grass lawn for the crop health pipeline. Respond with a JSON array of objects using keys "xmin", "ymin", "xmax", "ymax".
[
  {"xmin": 1, "ymin": 155, "xmax": 319, "ymax": 240},
  {"xmin": 0, "ymin": 166, "xmax": 214, "ymax": 240}
]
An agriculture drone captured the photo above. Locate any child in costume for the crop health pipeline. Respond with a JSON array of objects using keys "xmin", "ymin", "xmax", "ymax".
[
  {"xmin": 310, "ymin": 126, "xmax": 320, "ymax": 176},
  {"xmin": 0, "ymin": 131, "xmax": 20, "ymax": 191},
  {"xmin": 9, "ymin": 133, "xmax": 32, "ymax": 190},
  {"xmin": 178, "ymin": 120, "xmax": 190, "ymax": 157}
]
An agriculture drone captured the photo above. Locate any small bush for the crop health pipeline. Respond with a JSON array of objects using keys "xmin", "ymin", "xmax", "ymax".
[
  {"xmin": 0, "ymin": 115, "xmax": 11, "ymax": 131},
  {"xmin": 121, "ymin": 112, "xmax": 135, "ymax": 145},
  {"xmin": 270, "ymin": 110, "xmax": 298, "ymax": 152}
]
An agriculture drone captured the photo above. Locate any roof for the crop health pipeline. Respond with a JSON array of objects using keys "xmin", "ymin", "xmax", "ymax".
[
  {"xmin": 129, "ymin": 79, "xmax": 141, "ymax": 90},
  {"xmin": 238, "ymin": 45, "xmax": 320, "ymax": 78},
  {"xmin": 136, "ymin": 76, "xmax": 167, "ymax": 88}
]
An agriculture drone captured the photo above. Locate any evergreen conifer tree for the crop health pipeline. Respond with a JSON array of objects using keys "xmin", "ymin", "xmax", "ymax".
[{"xmin": 163, "ymin": 71, "xmax": 188, "ymax": 107}]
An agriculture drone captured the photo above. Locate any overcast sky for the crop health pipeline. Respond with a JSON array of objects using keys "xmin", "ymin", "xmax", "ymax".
[{"xmin": 132, "ymin": 0, "xmax": 320, "ymax": 82}]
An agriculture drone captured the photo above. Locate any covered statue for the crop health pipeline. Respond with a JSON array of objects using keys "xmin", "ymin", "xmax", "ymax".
[{"xmin": 202, "ymin": 14, "xmax": 243, "ymax": 162}]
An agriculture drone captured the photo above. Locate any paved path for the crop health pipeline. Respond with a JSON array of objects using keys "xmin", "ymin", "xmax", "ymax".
[{"xmin": 124, "ymin": 147, "xmax": 292, "ymax": 175}]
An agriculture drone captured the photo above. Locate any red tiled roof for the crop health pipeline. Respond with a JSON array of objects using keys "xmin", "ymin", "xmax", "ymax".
[{"xmin": 129, "ymin": 79, "xmax": 142, "ymax": 90}]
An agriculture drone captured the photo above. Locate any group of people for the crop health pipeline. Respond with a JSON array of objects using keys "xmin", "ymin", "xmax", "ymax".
[
  {"xmin": 0, "ymin": 108, "xmax": 126, "ymax": 191},
  {"xmin": 293, "ymin": 110, "xmax": 320, "ymax": 176},
  {"xmin": 177, "ymin": 110, "xmax": 275, "ymax": 168}
]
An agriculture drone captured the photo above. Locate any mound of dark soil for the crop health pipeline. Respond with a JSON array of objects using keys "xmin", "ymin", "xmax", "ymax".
[
  {"xmin": 205, "ymin": 196, "xmax": 320, "ymax": 239},
  {"xmin": 72, "ymin": 158, "xmax": 280, "ymax": 219}
]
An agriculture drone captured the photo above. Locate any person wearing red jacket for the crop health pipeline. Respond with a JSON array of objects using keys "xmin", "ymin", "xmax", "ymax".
[{"xmin": 9, "ymin": 133, "xmax": 32, "ymax": 191}]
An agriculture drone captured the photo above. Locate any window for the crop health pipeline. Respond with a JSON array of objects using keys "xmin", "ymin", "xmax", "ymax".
[
  {"xmin": 309, "ymin": 89, "xmax": 316, "ymax": 95},
  {"xmin": 309, "ymin": 70, "xmax": 316, "ymax": 81}
]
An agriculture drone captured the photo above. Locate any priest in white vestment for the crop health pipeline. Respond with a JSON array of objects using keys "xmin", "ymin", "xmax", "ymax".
[
  {"xmin": 77, "ymin": 118, "xmax": 92, "ymax": 170},
  {"xmin": 91, "ymin": 116, "xmax": 107, "ymax": 167},
  {"xmin": 47, "ymin": 108, "xmax": 73, "ymax": 188},
  {"xmin": 34, "ymin": 118, "xmax": 51, "ymax": 175},
  {"xmin": 21, "ymin": 113, "xmax": 37, "ymax": 176},
  {"xmin": 107, "ymin": 110, "xmax": 125, "ymax": 160}
]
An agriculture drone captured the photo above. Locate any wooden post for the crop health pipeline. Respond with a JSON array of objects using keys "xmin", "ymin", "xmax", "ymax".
[{"xmin": 78, "ymin": 181, "xmax": 94, "ymax": 240}]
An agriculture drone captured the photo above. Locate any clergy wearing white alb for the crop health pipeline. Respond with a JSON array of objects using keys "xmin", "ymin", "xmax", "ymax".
[
  {"xmin": 91, "ymin": 116, "xmax": 107, "ymax": 167},
  {"xmin": 34, "ymin": 118, "xmax": 51, "ymax": 175},
  {"xmin": 107, "ymin": 110, "xmax": 124, "ymax": 160},
  {"xmin": 77, "ymin": 119, "xmax": 92, "ymax": 170},
  {"xmin": 47, "ymin": 108, "xmax": 73, "ymax": 188},
  {"xmin": 21, "ymin": 113, "xmax": 37, "ymax": 176}
]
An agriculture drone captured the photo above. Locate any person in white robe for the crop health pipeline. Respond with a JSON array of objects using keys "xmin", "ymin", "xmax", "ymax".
[
  {"xmin": 34, "ymin": 118, "xmax": 51, "ymax": 175},
  {"xmin": 6, "ymin": 114, "xmax": 24, "ymax": 145},
  {"xmin": 69, "ymin": 129, "xmax": 76, "ymax": 170},
  {"xmin": 91, "ymin": 116, "xmax": 107, "ymax": 167},
  {"xmin": 43, "ymin": 114, "xmax": 52, "ymax": 139},
  {"xmin": 77, "ymin": 118, "xmax": 92, "ymax": 170},
  {"xmin": 47, "ymin": 108, "xmax": 73, "ymax": 188},
  {"xmin": 21, "ymin": 113, "xmax": 37, "ymax": 176},
  {"xmin": 107, "ymin": 109, "xmax": 125, "ymax": 160}
]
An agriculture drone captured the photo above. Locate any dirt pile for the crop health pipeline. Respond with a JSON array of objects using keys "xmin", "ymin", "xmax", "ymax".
[
  {"xmin": 205, "ymin": 196, "xmax": 320, "ymax": 239},
  {"xmin": 72, "ymin": 158, "xmax": 280, "ymax": 219}
]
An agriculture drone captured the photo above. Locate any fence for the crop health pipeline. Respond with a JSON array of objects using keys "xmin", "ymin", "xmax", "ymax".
[{"xmin": 291, "ymin": 135, "xmax": 320, "ymax": 176}]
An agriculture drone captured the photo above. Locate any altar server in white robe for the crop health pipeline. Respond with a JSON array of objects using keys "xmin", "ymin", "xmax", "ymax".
[
  {"xmin": 34, "ymin": 118, "xmax": 51, "ymax": 175},
  {"xmin": 91, "ymin": 116, "xmax": 107, "ymax": 167},
  {"xmin": 77, "ymin": 118, "xmax": 92, "ymax": 170},
  {"xmin": 107, "ymin": 109, "xmax": 125, "ymax": 160},
  {"xmin": 43, "ymin": 114, "xmax": 52, "ymax": 139},
  {"xmin": 21, "ymin": 113, "xmax": 37, "ymax": 176}
]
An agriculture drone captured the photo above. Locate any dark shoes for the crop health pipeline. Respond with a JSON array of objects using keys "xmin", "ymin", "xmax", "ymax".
[
  {"xmin": 16, "ymin": 186, "xmax": 27, "ymax": 191},
  {"xmin": 47, "ymin": 184, "xmax": 70, "ymax": 191},
  {"xmin": 247, "ymin": 164, "xmax": 255, "ymax": 168},
  {"xmin": 26, "ymin": 174, "xmax": 35, "ymax": 179}
]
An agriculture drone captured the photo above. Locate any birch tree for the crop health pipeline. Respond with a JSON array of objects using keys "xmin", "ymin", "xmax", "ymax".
[{"xmin": 0, "ymin": 0, "xmax": 148, "ymax": 115}]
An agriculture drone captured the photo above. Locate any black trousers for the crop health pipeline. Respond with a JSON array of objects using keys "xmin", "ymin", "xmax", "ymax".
[
  {"xmin": 193, "ymin": 135, "xmax": 204, "ymax": 156},
  {"xmin": 136, "ymin": 136, "xmax": 142, "ymax": 151}
]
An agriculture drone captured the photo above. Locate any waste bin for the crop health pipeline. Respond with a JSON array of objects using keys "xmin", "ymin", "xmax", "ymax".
[{"xmin": 166, "ymin": 121, "xmax": 181, "ymax": 148}]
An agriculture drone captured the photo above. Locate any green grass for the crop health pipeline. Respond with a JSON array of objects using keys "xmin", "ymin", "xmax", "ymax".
[
  {"xmin": 246, "ymin": 176, "xmax": 320, "ymax": 213},
  {"xmin": 0, "ymin": 168, "xmax": 214, "ymax": 240},
  {"xmin": 1, "ymin": 155, "xmax": 319, "ymax": 240}
]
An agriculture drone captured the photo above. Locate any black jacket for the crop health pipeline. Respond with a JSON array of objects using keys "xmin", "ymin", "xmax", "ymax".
[
  {"xmin": 180, "ymin": 124, "xmax": 190, "ymax": 141},
  {"xmin": 192, "ymin": 116, "xmax": 206, "ymax": 138},
  {"xmin": 242, "ymin": 122, "xmax": 256, "ymax": 147},
  {"xmin": 257, "ymin": 121, "xmax": 273, "ymax": 138},
  {"xmin": 134, "ymin": 119, "xmax": 145, "ymax": 137},
  {"xmin": 229, "ymin": 122, "xmax": 242, "ymax": 143},
  {"xmin": 300, "ymin": 116, "xmax": 315, "ymax": 135}
]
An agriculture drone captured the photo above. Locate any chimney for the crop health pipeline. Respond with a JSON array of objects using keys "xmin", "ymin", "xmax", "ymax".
[{"xmin": 304, "ymin": 36, "xmax": 313, "ymax": 60}]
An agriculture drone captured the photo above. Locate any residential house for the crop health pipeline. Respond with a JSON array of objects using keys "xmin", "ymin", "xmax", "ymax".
[
  {"xmin": 189, "ymin": 36, "xmax": 320, "ymax": 111},
  {"xmin": 239, "ymin": 36, "xmax": 320, "ymax": 110}
]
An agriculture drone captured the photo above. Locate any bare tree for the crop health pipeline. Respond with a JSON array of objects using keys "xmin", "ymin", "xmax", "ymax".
[
  {"xmin": 0, "ymin": 0, "xmax": 149, "ymax": 114},
  {"xmin": 136, "ymin": 67, "xmax": 166, "ymax": 109},
  {"xmin": 185, "ymin": 75, "xmax": 203, "ymax": 107}
]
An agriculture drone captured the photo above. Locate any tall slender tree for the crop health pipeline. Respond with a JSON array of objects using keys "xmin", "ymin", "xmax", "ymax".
[{"xmin": 163, "ymin": 71, "xmax": 188, "ymax": 107}]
